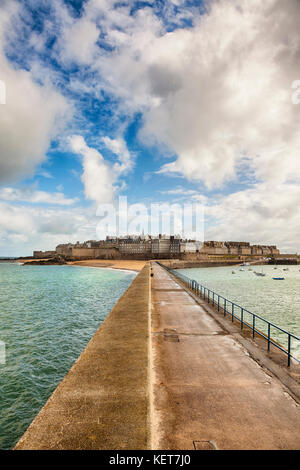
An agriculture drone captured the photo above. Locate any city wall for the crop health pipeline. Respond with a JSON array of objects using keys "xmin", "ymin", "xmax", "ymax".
[{"xmin": 36, "ymin": 240, "xmax": 281, "ymax": 262}]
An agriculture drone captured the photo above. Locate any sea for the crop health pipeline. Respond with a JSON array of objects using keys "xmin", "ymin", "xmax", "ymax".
[{"xmin": 0, "ymin": 262, "xmax": 135, "ymax": 449}]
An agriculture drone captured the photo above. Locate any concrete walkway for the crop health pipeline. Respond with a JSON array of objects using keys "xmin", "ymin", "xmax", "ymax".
[{"xmin": 150, "ymin": 263, "xmax": 300, "ymax": 450}]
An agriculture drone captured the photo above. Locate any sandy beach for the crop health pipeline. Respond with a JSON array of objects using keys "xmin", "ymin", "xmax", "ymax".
[{"xmin": 67, "ymin": 259, "xmax": 147, "ymax": 272}]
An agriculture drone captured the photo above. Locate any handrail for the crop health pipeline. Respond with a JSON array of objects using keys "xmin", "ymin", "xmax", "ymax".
[{"xmin": 156, "ymin": 262, "xmax": 300, "ymax": 367}]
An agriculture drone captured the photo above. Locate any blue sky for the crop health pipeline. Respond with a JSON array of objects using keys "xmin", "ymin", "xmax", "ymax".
[{"xmin": 0, "ymin": 0, "xmax": 300, "ymax": 255}]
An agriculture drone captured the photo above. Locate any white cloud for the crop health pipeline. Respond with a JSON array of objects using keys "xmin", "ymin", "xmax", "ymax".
[
  {"xmin": 0, "ymin": 201, "xmax": 99, "ymax": 256},
  {"xmin": 140, "ymin": 0, "xmax": 300, "ymax": 188},
  {"xmin": 101, "ymin": 136, "xmax": 133, "ymax": 174},
  {"xmin": 58, "ymin": 15, "xmax": 99, "ymax": 65},
  {"xmin": 1, "ymin": 0, "xmax": 300, "ymax": 253},
  {"xmin": 0, "ymin": 187, "xmax": 78, "ymax": 206},
  {"xmin": 205, "ymin": 183, "xmax": 300, "ymax": 253},
  {"xmin": 69, "ymin": 135, "xmax": 116, "ymax": 204},
  {"xmin": 0, "ymin": 1, "xmax": 70, "ymax": 184},
  {"xmin": 55, "ymin": 0, "xmax": 300, "ymax": 250},
  {"xmin": 38, "ymin": 171, "xmax": 53, "ymax": 179},
  {"xmin": 159, "ymin": 187, "xmax": 198, "ymax": 196},
  {"xmin": 56, "ymin": 0, "xmax": 300, "ymax": 190},
  {"xmin": 69, "ymin": 134, "xmax": 133, "ymax": 205}
]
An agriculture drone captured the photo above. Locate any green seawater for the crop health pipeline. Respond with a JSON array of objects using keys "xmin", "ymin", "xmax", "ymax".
[
  {"xmin": 178, "ymin": 265, "xmax": 300, "ymax": 358},
  {"xmin": 0, "ymin": 263, "xmax": 135, "ymax": 449}
]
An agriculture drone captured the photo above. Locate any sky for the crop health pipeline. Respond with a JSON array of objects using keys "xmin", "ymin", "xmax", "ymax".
[{"xmin": 0, "ymin": 0, "xmax": 300, "ymax": 256}]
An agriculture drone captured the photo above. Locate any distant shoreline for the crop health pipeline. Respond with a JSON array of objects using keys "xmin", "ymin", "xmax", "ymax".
[
  {"xmin": 67, "ymin": 259, "xmax": 146, "ymax": 272},
  {"xmin": 16, "ymin": 258, "xmax": 146, "ymax": 272}
]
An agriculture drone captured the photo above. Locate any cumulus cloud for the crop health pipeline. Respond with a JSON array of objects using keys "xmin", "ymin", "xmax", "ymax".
[
  {"xmin": 69, "ymin": 135, "xmax": 133, "ymax": 204},
  {"xmin": 57, "ymin": 14, "xmax": 99, "ymax": 65},
  {"xmin": 53, "ymin": 0, "xmax": 300, "ymax": 250},
  {"xmin": 142, "ymin": 0, "xmax": 300, "ymax": 188},
  {"xmin": 0, "ymin": 0, "xmax": 70, "ymax": 184},
  {"xmin": 101, "ymin": 136, "xmax": 134, "ymax": 174},
  {"xmin": 0, "ymin": 201, "xmax": 98, "ymax": 256},
  {"xmin": 0, "ymin": 187, "xmax": 78, "ymax": 205},
  {"xmin": 56, "ymin": 0, "xmax": 300, "ymax": 189},
  {"xmin": 2, "ymin": 0, "xmax": 300, "ymax": 252},
  {"xmin": 69, "ymin": 135, "xmax": 115, "ymax": 204},
  {"xmin": 205, "ymin": 182, "xmax": 300, "ymax": 252}
]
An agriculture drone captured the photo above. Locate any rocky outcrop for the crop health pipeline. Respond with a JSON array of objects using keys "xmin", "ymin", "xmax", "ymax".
[{"xmin": 23, "ymin": 255, "xmax": 67, "ymax": 266}]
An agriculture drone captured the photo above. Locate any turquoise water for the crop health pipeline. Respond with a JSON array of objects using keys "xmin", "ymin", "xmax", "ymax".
[
  {"xmin": 0, "ymin": 263, "xmax": 135, "ymax": 449},
  {"xmin": 178, "ymin": 265, "xmax": 300, "ymax": 358}
]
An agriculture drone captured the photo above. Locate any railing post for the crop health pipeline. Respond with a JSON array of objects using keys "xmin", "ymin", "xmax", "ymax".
[
  {"xmin": 253, "ymin": 315, "xmax": 255, "ymax": 338},
  {"xmin": 288, "ymin": 334, "xmax": 291, "ymax": 367},
  {"xmin": 213, "ymin": 292, "xmax": 214, "ymax": 305},
  {"xmin": 208, "ymin": 290, "xmax": 210, "ymax": 303},
  {"xmin": 268, "ymin": 323, "xmax": 271, "ymax": 351},
  {"xmin": 241, "ymin": 308, "xmax": 244, "ymax": 330},
  {"xmin": 232, "ymin": 303, "xmax": 234, "ymax": 322},
  {"xmin": 218, "ymin": 296, "xmax": 220, "ymax": 311},
  {"xmin": 224, "ymin": 299, "xmax": 226, "ymax": 317}
]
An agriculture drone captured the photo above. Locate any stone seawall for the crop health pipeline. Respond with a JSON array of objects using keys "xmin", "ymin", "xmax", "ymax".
[
  {"xmin": 15, "ymin": 264, "xmax": 150, "ymax": 450},
  {"xmin": 162, "ymin": 260, "xmax": 242, "ymax": 269}
]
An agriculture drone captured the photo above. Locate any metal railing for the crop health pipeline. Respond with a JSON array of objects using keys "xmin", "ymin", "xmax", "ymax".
[{"xmin": 156, "ymin": 262, "xmax": 300, "ymax": 367}]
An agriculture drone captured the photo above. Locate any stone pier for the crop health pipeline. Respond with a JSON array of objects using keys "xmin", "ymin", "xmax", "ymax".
[{"xmin": 15, "ymin": 262, "xmax": 300, "ymax": 450}]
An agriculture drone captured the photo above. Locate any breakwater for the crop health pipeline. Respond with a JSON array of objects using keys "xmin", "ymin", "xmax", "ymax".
[{"xmin": 15, "ymin": 262, "xmax": 300, "ymax": 450}]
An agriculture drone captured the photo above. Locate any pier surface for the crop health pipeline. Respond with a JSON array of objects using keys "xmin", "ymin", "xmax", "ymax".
[
  {"xmin": 150, "ymin": 263, "xmax": 300, "ymax": 449},
  {"xmin": 15, "ymin": 262, "xmax": 300, "ymax": 450}
]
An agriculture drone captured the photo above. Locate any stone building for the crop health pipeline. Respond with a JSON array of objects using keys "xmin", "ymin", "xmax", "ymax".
[
  {"xmin": 151, "ymin": 237, "xmax": 171, "ymax": 254},
  {"xmin": 201, "ymin": 241, "xmax": 228, "ymax": 255},
  {"xmin": 170, "ymin": 237, "xmax": 181, "ymax": 254},
  {"xmin": 180, "ymin": 241, "xmax": 202, "ymax": 253},
  {"xmin": 119, "ymin": 240, "xmax": 151, "ymax": 255}
]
